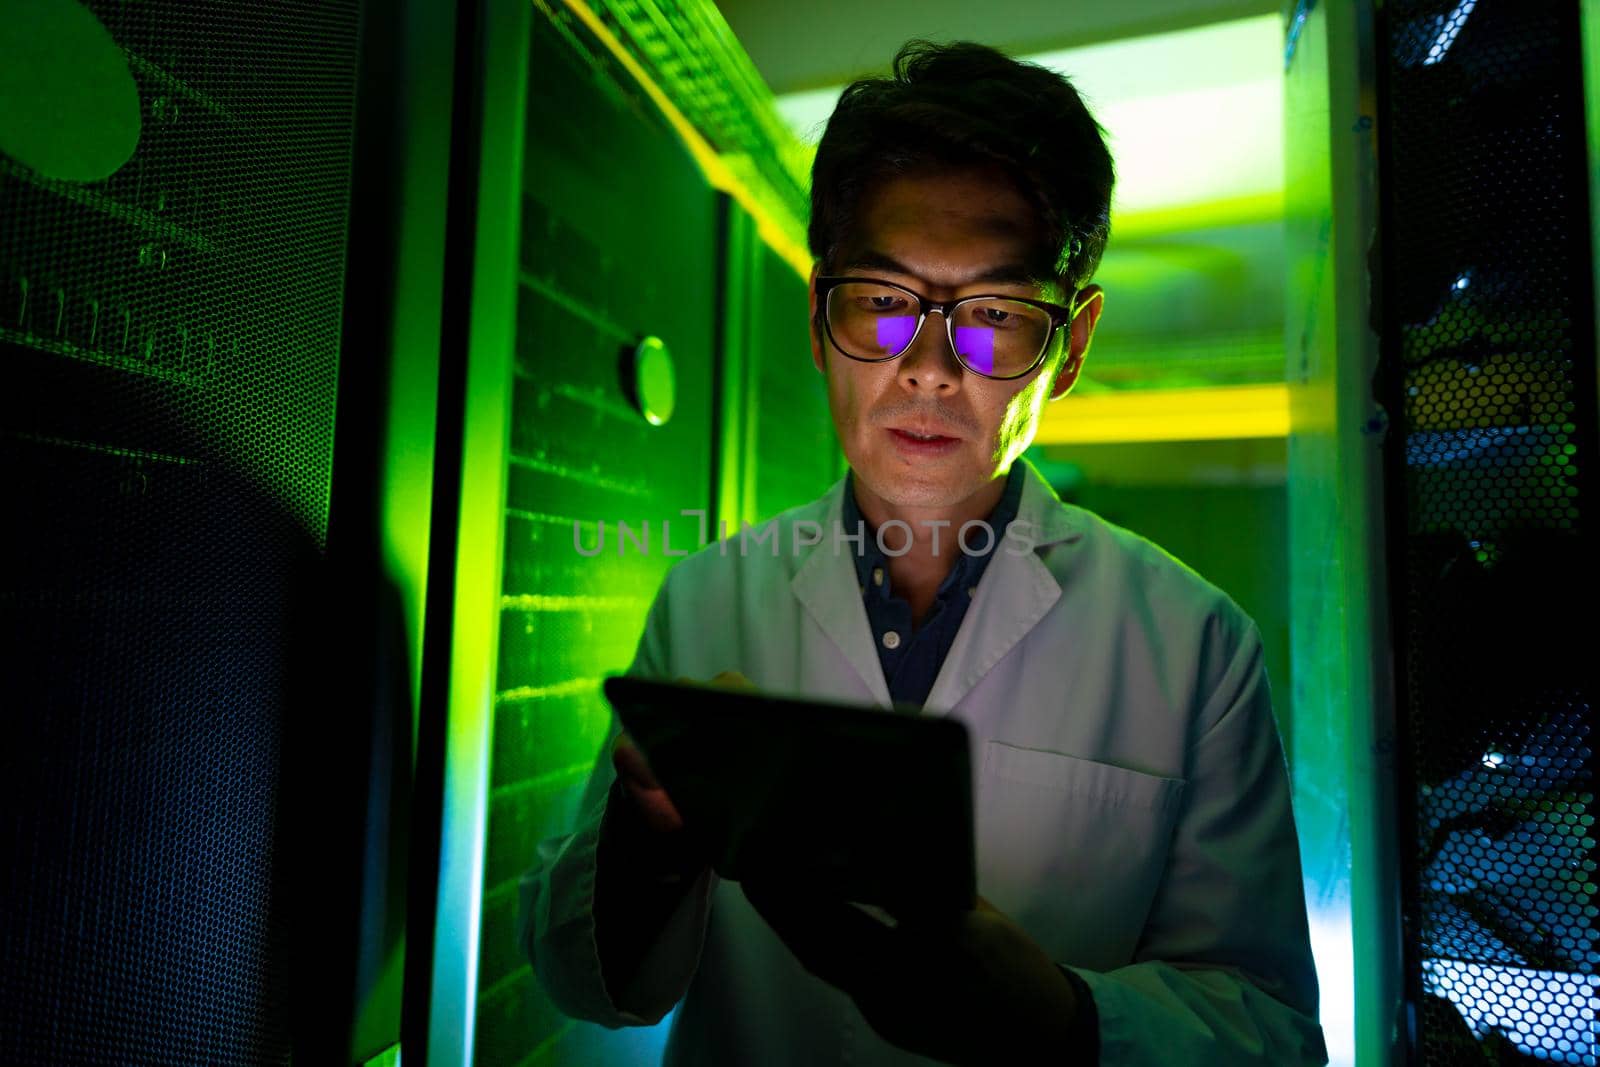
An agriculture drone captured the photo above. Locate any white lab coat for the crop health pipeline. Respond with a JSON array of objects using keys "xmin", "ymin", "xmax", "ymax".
[{"xmin": 522, "ymin": 459, "xmax": 1328, "ymax": 1065}]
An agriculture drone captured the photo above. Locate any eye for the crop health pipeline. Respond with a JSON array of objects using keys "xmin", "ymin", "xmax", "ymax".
[
  {"xmin": 971, "ymin": 305, "xmax": 1017, "ymax": 327},
  {"xmin": 859, "ymin": 294, "xmax": 908, "ymax": 313},
  {"xmin": 960, "ymin": 302, "xmax": 1024, "ymax": 327}
]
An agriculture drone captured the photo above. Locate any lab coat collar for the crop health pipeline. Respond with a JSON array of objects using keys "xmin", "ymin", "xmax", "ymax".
[
  {"xmin": 1006, "ymin": 456, "xmax": 1080, "ymax": 549},
  {"xmin": 925, "ymin": 460, "xmax": 1080, "ymax": 711},
  {"xmin": 789, "ymin": 458, "xmax": 1081, "ymax": 710}
]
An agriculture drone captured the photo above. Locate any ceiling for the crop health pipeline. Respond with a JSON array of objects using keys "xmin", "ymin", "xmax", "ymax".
[
  {"xmin": 766, "ymin": 14, "xmax": 1285, "ymax": 220},
  {"xmin": 711, "ymin": 0, "xmax": 1280, "ymax": 94},
  {"xmin": 709, "ymin": 1, "xmax": 1293, "ymax": 397}
]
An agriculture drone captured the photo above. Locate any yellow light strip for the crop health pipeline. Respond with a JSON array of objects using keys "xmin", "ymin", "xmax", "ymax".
[
  {"xmin": 1036, "ymin": 383, "xmax": 1291, "ymax": 444},
  {"xmin": 1110, "ymin": 191, "xmax": 1285, "ymax": 240},
  {"xmin": 559, "ymin": 0, "xmax": 814, "ymax": 280}
]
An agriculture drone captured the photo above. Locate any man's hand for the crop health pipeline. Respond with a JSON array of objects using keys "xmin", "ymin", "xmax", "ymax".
[
  {"xmin": 741, "ymin": 882, "xmax": 1080, "ymax": 1065},
  {"xmin": 596, "ymin": 670, "xmax": 757, "ymax": 996},
  {"xmin": 611, "ymin": 670, "xmax": 756, "ymax": 833}
]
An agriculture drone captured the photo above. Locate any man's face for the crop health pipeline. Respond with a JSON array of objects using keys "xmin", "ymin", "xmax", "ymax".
[{"xmin": 809, "ymin": 167, "xmax": 1102, "ymax": 514}]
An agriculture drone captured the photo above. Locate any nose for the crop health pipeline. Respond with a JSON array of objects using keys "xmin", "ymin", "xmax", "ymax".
[{"xmin": 897, "ymin": 309, "xmax": 962, "ymax": 395}]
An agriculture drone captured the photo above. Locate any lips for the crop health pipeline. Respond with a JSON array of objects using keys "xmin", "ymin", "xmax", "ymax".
[
  {"xmin": 888, "ymin": 424, "xmax": 960, "ymax": 441},
  {"xmin": 886, "ymin": 426, "xmax": 962, "ymax": 456}
]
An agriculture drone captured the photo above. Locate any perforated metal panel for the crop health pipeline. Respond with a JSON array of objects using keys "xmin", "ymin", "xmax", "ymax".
[
  {"xmin": 0, "ymin": 2, "xmax": 361, "ymax": 1062},
  {"xmin": 1377, "ymin": 2, "xmax": 1600, "ymax": 1062}
]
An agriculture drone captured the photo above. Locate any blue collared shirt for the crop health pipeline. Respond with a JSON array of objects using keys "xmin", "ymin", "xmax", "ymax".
[
  {"xmin": 839, "ymin": 465, "xmax": 1026, "ymax": 709},
  {"xmin": 838, "ymin": 463, "xmax": 1100, "ymax": 1057}
]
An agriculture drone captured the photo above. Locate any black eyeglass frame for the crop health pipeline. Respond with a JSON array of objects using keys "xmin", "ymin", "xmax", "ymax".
[{"xmin": 815, "ymin": 274, "xmax": 1080, "ymax": 381}]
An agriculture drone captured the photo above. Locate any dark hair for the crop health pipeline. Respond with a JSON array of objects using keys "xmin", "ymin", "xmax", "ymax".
[{"xmin": 809, "ymin": 40, "xmax": 1114, "ymax": 293}]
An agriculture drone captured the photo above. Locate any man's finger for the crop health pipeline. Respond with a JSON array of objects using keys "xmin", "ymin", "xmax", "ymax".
[
  {"xmin": 610, "ymin": 733, "xmax": 684, "ymax": 832},
  {"xmin": 879, "ymin": 894, "xmax": 974, "ymax": 937},
  {"xmin": 611, "ymin": 733, "xmax": 662, "ymax": 790},
  {"xmin": 673, "ymin": 671, "xmax": 755, "ymax": 690}
]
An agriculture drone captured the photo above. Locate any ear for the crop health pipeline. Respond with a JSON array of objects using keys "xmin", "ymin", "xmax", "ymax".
[
  {"xmin": 808, "ymin": 264, "xmax": 826, "ymax": 374},
  {"xmin": 1048, "ymin": 284, "xmax": 1103, "ymax": 402}
]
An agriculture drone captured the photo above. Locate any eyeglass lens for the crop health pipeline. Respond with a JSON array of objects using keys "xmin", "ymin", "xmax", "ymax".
[{"xmin": 827, "ymin": 281, "xmax": 1052, "ymax": 378}]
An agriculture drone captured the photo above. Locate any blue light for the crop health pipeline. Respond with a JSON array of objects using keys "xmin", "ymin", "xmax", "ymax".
[
  {"xmin": 1424, "ymin": 0, "xmax": 1478, "ymax": 66},
  {"xmin": 1423, "ymin": 961, "xmax": 1597, "ymax": 1064},
  {"xmin": 1307, "ymin": 906, "xmax": 1356, "ymax": 1066},
  {"xmin": 1404, "ymin": 425, "xmax": 1540, "ymax": 468}
]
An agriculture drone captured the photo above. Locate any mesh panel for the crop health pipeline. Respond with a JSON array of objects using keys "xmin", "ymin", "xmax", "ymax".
[
  {"xmin": 0, "ymin": 2, "xmax": 359, "ymax": 1062},
  {"xmin": 1379, "ymin": 2, "xmax": 1599, "ymax": 1063}
]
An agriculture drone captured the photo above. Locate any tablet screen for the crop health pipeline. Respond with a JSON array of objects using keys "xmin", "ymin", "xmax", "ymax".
[{"xmin": 604, "ymin": 676, "xmax": 975, "ymax": 914}]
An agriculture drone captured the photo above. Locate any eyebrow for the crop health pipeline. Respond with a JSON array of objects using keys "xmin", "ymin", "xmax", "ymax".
[{"xmin": 841, "ymin": 250, "xmax": 1046, "ymax": 290}]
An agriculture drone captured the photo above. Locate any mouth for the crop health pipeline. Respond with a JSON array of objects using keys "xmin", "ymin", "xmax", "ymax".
[
  {"xmin": 888, "ymin": 423, "xmax": 961, "ymax": 442},
  {"xmin": 886, "ymin": 426, "xmax": 961, "ymax": 455}
]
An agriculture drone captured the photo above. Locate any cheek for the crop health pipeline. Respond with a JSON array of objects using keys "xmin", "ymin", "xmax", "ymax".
[
  {"xmin": 824, "ymin": 363, "xmax": 879, "ymax": 434},
  {"xmin": 824, "ymin": 363, "xmax": 853, "ymax": 412},
  {"xmin": 827, "ymin": 381, "xmax": 853, "ymax": 438},
  {"xmin": 993, "ymin": 380, "xmax": 1048, "ymax": 448}
]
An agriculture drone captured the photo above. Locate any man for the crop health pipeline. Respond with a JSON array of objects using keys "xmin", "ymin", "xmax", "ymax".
[{"xmin": 523, "ymin": 40, "xmax": 1327, "ymax": 1066}]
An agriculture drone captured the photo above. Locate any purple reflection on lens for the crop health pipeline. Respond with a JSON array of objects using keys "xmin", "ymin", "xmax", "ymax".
[
  {"xmin": 875, "ymin": 315, "xmax": 917, "ymax": 356},
  {"xmin": 955, "ymin": 326, "xmax": 994, "ymax": 375}
]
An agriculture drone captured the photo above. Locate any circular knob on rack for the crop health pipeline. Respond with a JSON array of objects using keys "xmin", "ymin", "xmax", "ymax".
[{"xmin": 623, "ymin": 335, "xmax": 676, "ymax": 427}]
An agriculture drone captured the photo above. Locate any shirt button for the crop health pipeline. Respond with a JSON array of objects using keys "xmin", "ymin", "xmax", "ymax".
[
  {"xmin": 967, "ymin": 586, "xmax": 975, "ymax": 598},
  {"xmin": 882, "ymin": 630, "xmax": 901, "ymax": 650},
  {"xmin": 872, "ymin": 567, "xmax": 884, "ymax": 587}
]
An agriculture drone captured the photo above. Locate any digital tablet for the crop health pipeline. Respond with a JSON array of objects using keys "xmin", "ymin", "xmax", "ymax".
[{"xmin": 603, "ymin": 675, "xmax": 975, "ymax": 914}]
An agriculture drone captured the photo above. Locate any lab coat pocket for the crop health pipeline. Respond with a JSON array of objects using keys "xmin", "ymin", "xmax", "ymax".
[{"xmin": 977, "ymin": 741, "xmax": 1186, "ymax": 970}]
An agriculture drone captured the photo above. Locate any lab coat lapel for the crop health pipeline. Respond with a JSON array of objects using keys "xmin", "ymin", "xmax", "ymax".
[
  {"xmin": 789, "ymin": 479, "xmax": 893, "ymax": 707},
  {"xmin": 924, "ymin": 461, "xmax": 1080, "ymax": 713}
]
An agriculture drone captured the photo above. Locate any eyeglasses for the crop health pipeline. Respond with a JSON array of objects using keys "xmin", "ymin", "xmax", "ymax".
[{"xmin": 816, "ymin": 275, "xmax": 1077, "ymax": 381}]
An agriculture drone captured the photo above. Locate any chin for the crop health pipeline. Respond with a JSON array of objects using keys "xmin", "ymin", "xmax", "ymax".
[{"xmin": 862, "ymin": 459, "xmax": 977, "ymax": 509}]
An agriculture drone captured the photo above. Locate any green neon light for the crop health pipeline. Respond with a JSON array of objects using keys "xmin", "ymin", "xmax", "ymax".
[
  {"xmin": 1283, "ymin": 3, "xmax": 1396, "ymax": 1064},
  {"xmin": 557, "ymin": 0, "xmax": 811, "ymax": 270}
]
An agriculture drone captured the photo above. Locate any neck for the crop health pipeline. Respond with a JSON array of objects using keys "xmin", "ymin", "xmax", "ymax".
[{"xmin": 850, "ymin": 470, "xmax": 1010, "ymax": 610}]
